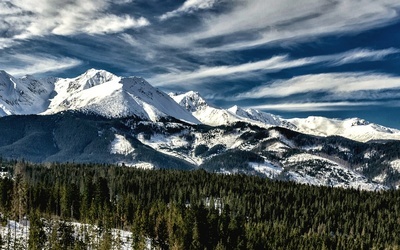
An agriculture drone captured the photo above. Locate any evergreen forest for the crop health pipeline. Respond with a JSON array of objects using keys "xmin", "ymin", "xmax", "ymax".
[{"xmin": 0, "ymin": 159, "xmax": 399, "ymax": 249}]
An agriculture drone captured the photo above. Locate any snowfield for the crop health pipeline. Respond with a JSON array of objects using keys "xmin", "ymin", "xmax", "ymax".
[
  {"xmin": 111, "ymin": 134, "xmax": 135, "ymax": 155},
  {"xmin": 0, "ymin": 219, "xmax": 139, "ymax": 250},
  {"xmin": 390, "ymin": 159, "xmax": 400, "ymax": 172},
  {"xmin": 284, "ymin": 153, "xmax": 386, "ymax": 191}
]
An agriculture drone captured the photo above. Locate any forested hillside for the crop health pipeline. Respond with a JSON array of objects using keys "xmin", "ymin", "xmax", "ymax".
[{"xmin": 0, "ymin": 160, "xmax": 399, "ymax": 249}]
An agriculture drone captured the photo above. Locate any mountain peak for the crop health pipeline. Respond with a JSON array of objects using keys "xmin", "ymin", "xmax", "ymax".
[
  {"xmin": 228, "ymin": 105, "xmax": 283, "ymax": 126},
  {"xmin": 169, "ymin": 91, "xmax": 210, "ymax": 112},
  {"xmin": 40, "ymin": 70, "xmax": 200, "ymax": 123},
  {"xmin": 0, "ymin": 70, "xmax": 14, "ymax": 83},
  {"xmin": 0, "ymin": 70, "xmax": 9, "ymax": 75},
  {"xmin": 70, "ymin": 69, "xmax": 119, "ymax": 92}
]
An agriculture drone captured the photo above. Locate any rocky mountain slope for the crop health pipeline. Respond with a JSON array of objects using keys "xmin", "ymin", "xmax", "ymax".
[
  {"xmin": 1, "ymin": 70, "xmax": 400, "ymax": 190},
  {"xmin": 171, "ymin": 91, "xmax": 400, "ymax": 142},
  {"xmin": 0, "ymin": 111, "xmax": 399, "ymax": 190},
  {"xmin": 0, "ymin": 69, "xmax": 199, "ymax": 124}
]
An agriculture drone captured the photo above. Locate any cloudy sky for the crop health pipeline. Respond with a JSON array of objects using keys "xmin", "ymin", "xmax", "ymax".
[{"xmin": 2, "ymin": 0, "xmax": 400, "ymax": 128}]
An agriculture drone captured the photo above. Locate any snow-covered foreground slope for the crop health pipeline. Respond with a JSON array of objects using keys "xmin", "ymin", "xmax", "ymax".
[{"xmin": 0, "ymin": 219, "xmax": 139, "ymax": 250}]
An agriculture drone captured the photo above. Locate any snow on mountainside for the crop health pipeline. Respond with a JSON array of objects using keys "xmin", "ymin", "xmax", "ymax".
[
  {"xmin": 228, "ymin": 105, "xmax": 281, "ymax": 126},
  {"xmin": 288, "ymin": 116, "xmax": 400, "ymax": 142},
  {"xmin": 1, "ymin": 69, "xmax": 400, "ymax": 142},
  {"xmin": 0, "ymin": 69, "xmax": 199, "ymax": 124},
  {"xmin": 283, "ymin": 153, "xmax": 386, "ymax": 190},
  {"xmin": 169, "ymin": 91, "xmax": 245, "ymax": 126},
  {"xmin": 172, "ymin": 91, "xmax": 400, "ymax": 142},
  {"xmin": 45, "ymin": 69, "xmax": 200, "ymax": 123},
  {"xmin": 0, "ymin": 70, "xmax": 55, "ymax": 115},
  {"xmin": 169, "ymin": 91, "xmax": 286, "ymax": 128},
  {"xmin": 228, "ymin": 105, "xmax": 298, "ymax": 130},
  {"xmin": 132, "ymin": 121, "xmax": 389, "ymax": 190}
]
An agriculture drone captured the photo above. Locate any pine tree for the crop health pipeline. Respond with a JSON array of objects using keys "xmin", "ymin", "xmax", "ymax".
[{"xmin": 28, "ymin": 210, "xmax": 46, "ymax": 250}]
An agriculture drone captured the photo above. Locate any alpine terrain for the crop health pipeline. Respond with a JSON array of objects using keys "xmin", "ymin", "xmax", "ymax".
[{"xmin": 1, "ymin": 69, "xmax": 400, "ymax": 190}]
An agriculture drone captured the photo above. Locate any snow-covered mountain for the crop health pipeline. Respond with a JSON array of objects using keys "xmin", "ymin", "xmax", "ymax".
[
  {"xmin": 0, "ymin": 69, "xmax": 199, "ymax": 124},
  {"xmin": 288, "ymin": 116, "xmax": 400, "ymax": 142},
  {"xmin": 169, "ymin": 91, "xmax": 287, "ymax": 128},
  {"xmin": 169, "ymin": 91, "xmax": 247, "ymax": 126},
  {"xmin": 0, "ymin": 70, "xmax": 55, "ymax": 116},
  {"xmin": 2, "ymin": 69, "xmax": 400, "ymax": 142},
  {"xmin": 1, "ymin": 69, "xmax": 400, "ymax": 190},
  {"xmin": 45, "ymin": 69, "xmax": 199, "ymax": 123},
  {"xmin": 172, "ymin": 91, "xmax": 400, "ymax": 142}
]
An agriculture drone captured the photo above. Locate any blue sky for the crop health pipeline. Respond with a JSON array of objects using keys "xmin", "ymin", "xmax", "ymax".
[{"xmin": 1, "ymin": 0, "xmax": 400, "ymax": 128}]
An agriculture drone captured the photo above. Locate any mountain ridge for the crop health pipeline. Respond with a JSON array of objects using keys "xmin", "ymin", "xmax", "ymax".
[
  {"xmin": 170, "ymin": 90, "xmax": 400, "ymax": 143},
  {"xmin": 0, "ymin": 69, "xmax": 400, "ymax": 190},
  {"xmin": 2, "ymin": 69, "xmax": 400, "ymax": 142},
  {"xmin": 0, "ymin": 69, "xmax": 200, "ymax": 124}
]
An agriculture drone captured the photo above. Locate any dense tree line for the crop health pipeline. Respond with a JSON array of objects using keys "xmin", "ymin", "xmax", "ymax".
[{"xmin": 0, "ymin": 159, "xmax": 399, "ymax": 249}]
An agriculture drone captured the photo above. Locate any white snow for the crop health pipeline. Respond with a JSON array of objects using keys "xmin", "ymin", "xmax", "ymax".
[
  {"xmin": 250, "ymin": 161, "xmax": 283, "ymax": 178},
  {"xmin": 0, "ymin": 219, "xmax": 136, "ymax": 250},
  {"xmin": 0, "ymin": 70, "xmax": 55, "ymax": 116},
  {"xmin": 288, "ymin": 116, "xmax": 400, "ymax": 142},
  {"xmin": 45, "ymin": 72, "xmax": 200, "ymax": 123},
  {"xmin": 228, "ymin": 105, "xmax": 283, "ymax": 127},
  {"xmin": 169, "ymin": 91, "xmax": 209, "ymax": 112},
  {"xmin": 269, "ymin": 129, "xmax": 295, "ymax": 148},
  {"xmin": 111, "ymin": 134, "xmax": 134, "ymax": 155},
  {"xmin": 137, "ymin": 132, "xmax": 198, "ymax": 165},
  {"xmin": 373, "ymin": 172, "xmax": 387, "ymax": 183},
  {"xmin": 0, "ymin": 69, "xmax": 199, "ymax": 124},
  {"xmin": 170, "ymin": 91, "xmax": 278, "ymax": 127},
  {"xmin": 284, "ymin": 153, "xmax": 386, "ymax": 191},
  {"xmin": 302, "ymin": 145, "xmax": 323, "ymax": 151},
  {"xmin": 2, "ymin": 70, "xmax": 400, "ymax": 143},
  {"xmin": 266, "ymin": 141, "xmax": 290, "ymax": 153},
  {"xmin": 131, "ymin": 162, "xmax": 155, "ymax": 169},
  {"xmin": 390, "ymin": 159, "xmax": 400, "ymax": 172}
]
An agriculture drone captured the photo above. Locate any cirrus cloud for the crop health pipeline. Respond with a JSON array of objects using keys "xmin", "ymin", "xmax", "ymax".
[
  {"xmin": 0, "ymin": 53, "xmax": 82, "ymax": 77},
  {"xmin": 159, "ymin": 0, "xmax": 218, "ymax": 21},
  {"xmin": 237, "ymin": 73, "xmax": 400, "ymax": 99},
  {"xmin": 150, "ymin": 48, "xmax": 399, "ymax": 86},
  {"xmin": 1, "ymin": 0, "xmax": 150, "ymax": 43},
  {"xmin": 158, "ymin": 0, "xmax": 400, "ymax": 52}
]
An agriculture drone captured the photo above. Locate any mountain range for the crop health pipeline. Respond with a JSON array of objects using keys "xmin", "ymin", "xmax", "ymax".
[{"xmin": 0, "ymin": 69, "xmax": 399, "ymax": 190}]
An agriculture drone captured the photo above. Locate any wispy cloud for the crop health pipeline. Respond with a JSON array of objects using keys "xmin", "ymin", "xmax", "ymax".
[
  {"xmin": 237, "ymin": 73, "xmax": 400, "ymax": 99},
  {"xmin": 76, "ymin": 15, "xmax": 149, "ymax": 35},
  {"xmin": 247, "ymin": 101, "xmax": 381, "ymax": 112},
  {"xmin": 329, "ymin": 48, "xmax": 400, "ymax": 66},
  {"xmin": 0, "ymin": 53, "xmax": 82, "ymax": 77},
  {"xmin": 1, "ymin": 0, "xmax": 149, "ymax": 42},
  {"xmin": 150, "ymin": 48, "xmax": 399, "ymax": 86},
  {"xmin": 149, "ymin": 55, "xmax": 308, "ymax": 86},
  {"xmin": 159, "ymin": 0, "xmax": 217, "ymax": 21},
  {"xmin": 158, "ymin": 0, "xmax": 400, "ymax": 52}
]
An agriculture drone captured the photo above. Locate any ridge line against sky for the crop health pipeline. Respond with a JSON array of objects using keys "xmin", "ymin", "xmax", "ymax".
[{"xmin": 1, "ymin": 0, "xmax": 400, "ymax": 127}]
